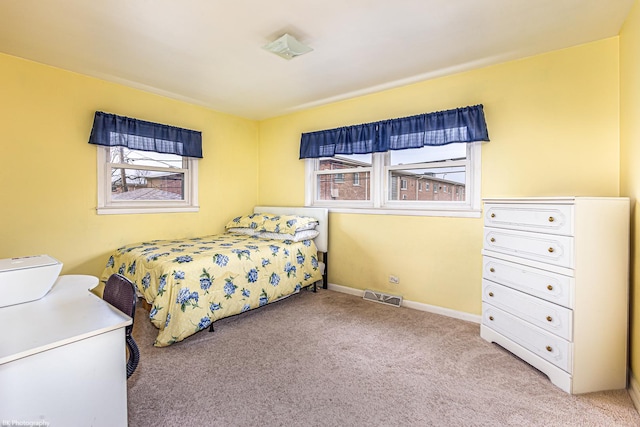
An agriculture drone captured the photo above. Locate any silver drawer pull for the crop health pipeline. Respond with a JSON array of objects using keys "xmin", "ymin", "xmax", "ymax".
[
  {"xmin": 546, "ymin": 345, "xmax": 553, "ymax": 352},
  {"xmin": 548, "ymin": 247, "xmax": 554, "ymax": 253},
  {"xmin": 548, "ymin": 216, "xmax": 555, "ymax": 222},
  {"xmin": 546, "ymin": 316, "xmax": 553, "ymax": 322}
]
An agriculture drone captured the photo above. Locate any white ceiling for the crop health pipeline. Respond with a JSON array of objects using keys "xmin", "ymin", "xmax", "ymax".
[{"xmin": 0, "ymin": 0, "xmax": 635, "ymax": 120}]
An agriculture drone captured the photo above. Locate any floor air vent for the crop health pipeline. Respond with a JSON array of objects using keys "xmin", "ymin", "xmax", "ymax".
[{"xmin": 363, "ymin": 289, "xmax": 403, "ymax": 307}]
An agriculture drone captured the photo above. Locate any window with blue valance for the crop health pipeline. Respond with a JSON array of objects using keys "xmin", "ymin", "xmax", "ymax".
[
  {"xmin": 299, "ymin": 104, "xmax": 489, "ymax": 159},
  {"xmin": 88, "ymin": 111, "xmax": 203, "ymax": 158}
]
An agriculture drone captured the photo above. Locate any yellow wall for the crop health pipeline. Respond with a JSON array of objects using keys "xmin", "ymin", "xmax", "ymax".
[
  {"xmin": 621, "ymin": 0, "xmax": 640, "ymax": 382},
  {"xmin": 0, "ymin": 53, "xmax": 259, "ymax": 277},
  {"xmin": 259, "ymin": 38, "xmax": 621, "ymax": 314},
  {"xmin": 2, "ymin": 16, "xmax": 635, "ymax": 386}
]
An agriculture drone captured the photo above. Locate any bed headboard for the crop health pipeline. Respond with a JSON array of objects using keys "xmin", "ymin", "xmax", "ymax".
[{"xmin": 253, "ymin": 206, "xmax": 328, "ymax": 253}]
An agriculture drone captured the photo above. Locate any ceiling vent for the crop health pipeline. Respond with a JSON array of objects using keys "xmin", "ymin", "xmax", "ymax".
[{"xmin": 262, "ymin": 33, "xmax": 313, "ymax": 60}]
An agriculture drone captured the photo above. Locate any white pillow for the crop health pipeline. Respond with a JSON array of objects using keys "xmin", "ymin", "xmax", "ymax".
[
  {"xmin": 260, "ymin": 229, "xmax": 320, "ymax": 242},
  {"xmin": 227, "ymin": 227, "xmax": 261, "ymax": 236}
]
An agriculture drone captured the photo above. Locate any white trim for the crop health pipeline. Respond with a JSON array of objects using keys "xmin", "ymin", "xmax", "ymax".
[
  {"xmin": 481, "ymin": 324, "xmax": 572, "ymax": 393},
  {"xmin": 304, "ymin": 158, "xmax": 316, "ymax": 207},
  {"xmin": 327, "ymin": 282, "xmax": 364, "ymax": 297},
  {"xmin": 630, "ymin": 372, "xmax": 640, "ymax": 414},
  {"xmin": 97, "ymin": 146, "xmax": 108, "ymax": 207},
  {"xmin": 97, "ymin": 206, "xmax": 200, "ymax": 215},
  {"xmin": 470, "ymin": 142, "xmax": 482, "ymax": 211},
  {"xmin": 316, "ymin": 167, "xmax": 368, "ymax": 175},
  {"xmin": 326, "ymin": 282, "xmax": 481, "ymax": 323},
  {"xmin": 402, "ymin": 298, "xmax": 481, "ymax": 323},
  {"xmin": 316, "ymin": 206, "xmax": 481, "ymax": 218},
  {"xmin": 386, "ymin": 158, "xmax": 468, "ymax": 172},
  {"xmin": 371, "ymin": 153, "xmax": 384, "ymax": 207}
]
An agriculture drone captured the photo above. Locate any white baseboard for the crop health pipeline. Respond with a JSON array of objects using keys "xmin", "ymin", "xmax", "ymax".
[
  {"xmin": 327, "ymin": 282, "xmax": 364, "ymax": 297},
  {"xmin": 326, "ymin": 282, "xmax": 481, "ymax": 324},
  {"xmin": 630, "ymin": 371, "xmax": 640, "ymax": 414}
]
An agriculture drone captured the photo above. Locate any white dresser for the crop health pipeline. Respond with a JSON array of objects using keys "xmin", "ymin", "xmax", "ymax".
[
  {"xmin": 480, "ymin": 197, "xmax": 629, "ymax": 394},
  {"xmin": 0, "ymin": 275, "xmax": 131, "ymax": 426}
]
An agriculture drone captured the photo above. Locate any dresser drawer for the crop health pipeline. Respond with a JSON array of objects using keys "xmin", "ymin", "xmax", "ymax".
[
  {"xmin": 484, "ymin": 228, "xmax": 574, "ymax": 268},
  {"xmin": 483, "ymin": 256, "xmax": 573, "ymax": 308},
  {"xmin": 482, "ymin": 280, "xmax": 573, "ymax": 340},
  {"xmin": 484, "ymin": 203, "xmax": 573, "ymax": 236},
  {"xmin": 482, "ymin": 304, "xmax": 572, "ymax": 373}
]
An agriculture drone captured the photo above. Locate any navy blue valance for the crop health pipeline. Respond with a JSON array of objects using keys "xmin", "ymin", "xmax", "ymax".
[
  {"xmin": 88, "ymin": 111, "xmax": 203, "ymax": 158},
  {"xmin": 299, "ymin": 104, "xmax": 489, "ymax": 159}
]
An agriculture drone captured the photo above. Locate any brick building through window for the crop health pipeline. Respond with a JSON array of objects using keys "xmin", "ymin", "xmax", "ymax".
[{"xmin": 318, "ymin": 157, "xmax": 465, "ymax": 202}]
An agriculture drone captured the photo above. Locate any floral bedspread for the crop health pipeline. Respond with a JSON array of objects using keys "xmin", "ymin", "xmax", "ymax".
[{"xmin": 99, "ymin": 233, "xmax": 322, "ymax": 347}]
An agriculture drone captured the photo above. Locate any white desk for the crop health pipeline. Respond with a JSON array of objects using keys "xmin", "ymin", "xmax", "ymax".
[{"xmin": 0, "ymin": 275, "xmax": 132, "ymax": 426}]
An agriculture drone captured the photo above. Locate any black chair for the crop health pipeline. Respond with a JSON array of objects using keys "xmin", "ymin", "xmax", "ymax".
[{"xmin": 103, "ymin": 273, "xmax": 140, "ymax": 379}]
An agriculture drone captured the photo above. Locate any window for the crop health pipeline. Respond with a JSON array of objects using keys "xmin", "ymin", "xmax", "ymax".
[
  {"xmin": 334, "ymin": 173, "xmax": 345, "ymax": 183},
  {"xmin": 300, "ymin": 105, "xmax": 487, "ymax": 217},
  {"xmin": 305, "ymin": 142, "xmax": 481, "ymax": 216},
  {"xmin": 354, "ymin": 173, "xmax": 360, "ymax": 186},
  {"xmin": 97, "ymin": 147, "xmax": 198, "ymax": 214},
  {"xmin": 88, "ymin": 111, "xmax": 202, "ymax": 215}
]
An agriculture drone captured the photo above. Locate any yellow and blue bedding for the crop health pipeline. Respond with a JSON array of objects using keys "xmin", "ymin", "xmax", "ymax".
[{"xmin": 100, "ymin": 232, "xmax": 322, "ymax": 347}]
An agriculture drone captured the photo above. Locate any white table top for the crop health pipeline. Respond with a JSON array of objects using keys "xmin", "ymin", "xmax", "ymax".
[{"xmin": 0, "ymin": 275, "xmax": 132, "ymax": 365}]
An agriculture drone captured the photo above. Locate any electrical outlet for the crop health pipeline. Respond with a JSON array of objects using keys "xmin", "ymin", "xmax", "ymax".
[{"xmin": 388, "ymin": 275, "xmax": 399, "ymax": 284}]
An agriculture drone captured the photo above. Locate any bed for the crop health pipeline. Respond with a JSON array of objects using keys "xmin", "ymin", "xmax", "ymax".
[{"xmin": 98, "ymin": 206, "xmax": 328, "ymax": 347}]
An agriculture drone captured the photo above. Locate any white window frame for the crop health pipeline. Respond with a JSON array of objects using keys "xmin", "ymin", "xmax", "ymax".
[
  {"xmin": 96, "ymin": 146, "xmax": 199, "ymax": 215},
  {"xmin": 305, "ymin": 142, "xmax": 481, "ymax": 218}
]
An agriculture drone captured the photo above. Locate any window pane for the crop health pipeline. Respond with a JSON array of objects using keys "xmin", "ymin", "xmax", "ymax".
[
  {"xmin": 110, "ymin": 147, "xmax": 184, "ymax": 169},
  {"xmin": 318, "ymin": 154, "xmax": 372, "ymax": 201},
  {"xmin": 389, "ymin": 166, "xmax": 466, "ymax": 201},
  {"xmin": 389, "ymin": 145, "xmax": 466, "ymax": 165},
  {"xmin": 317, "ymin": 172, "xmax": 370, "ymax": 201},
  {"xmin": 111, "ymin": 168, "xmax": 185, "ymax": 200}
]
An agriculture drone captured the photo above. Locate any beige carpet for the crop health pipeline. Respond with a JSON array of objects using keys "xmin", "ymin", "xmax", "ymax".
[{"xmin": 127, "ymin": 288, "xmax": 640, "ymax": 426}]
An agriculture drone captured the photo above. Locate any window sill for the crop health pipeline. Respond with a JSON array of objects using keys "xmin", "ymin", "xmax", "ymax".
[
  {"xmin": 309, "ymin": 206, "xmax": 481, "ymax": 218},
  {"xmin": 97, "ymin": 206, "xmax": 200, "ymax": 215}
]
